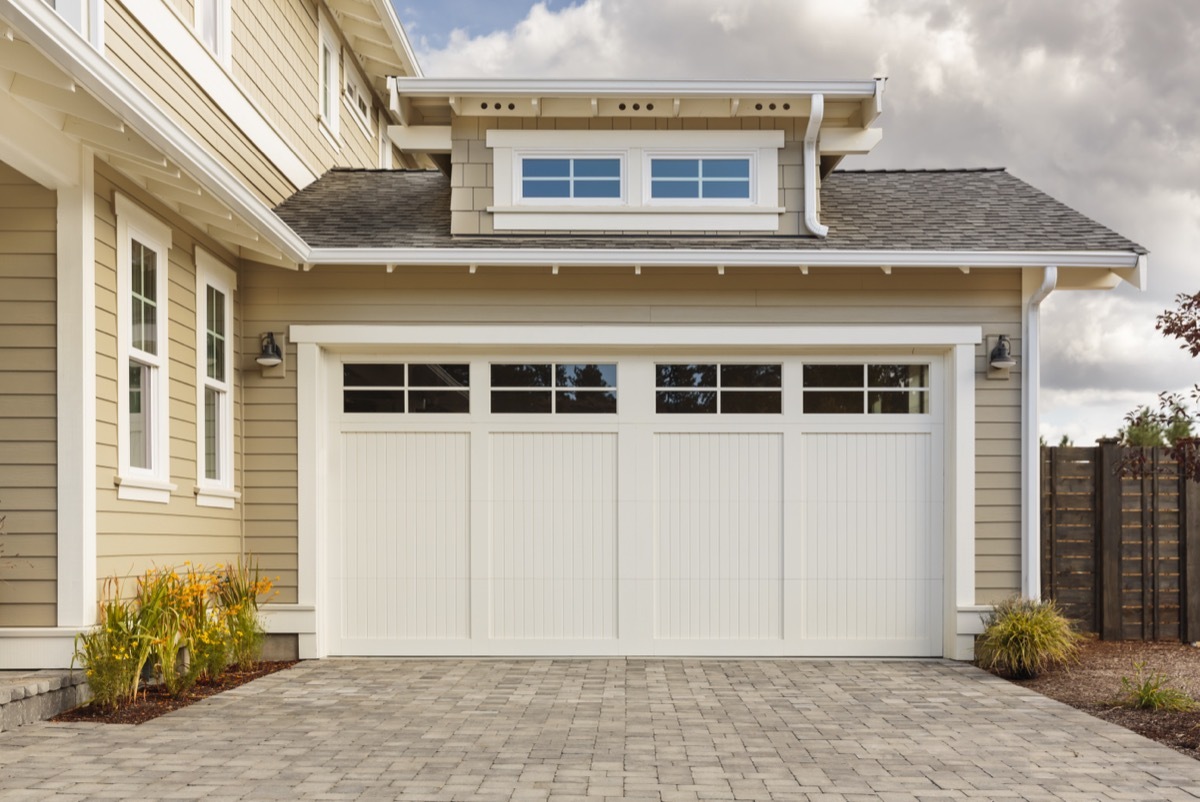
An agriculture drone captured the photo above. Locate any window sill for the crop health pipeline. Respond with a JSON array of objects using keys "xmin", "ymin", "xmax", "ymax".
[
  {"xmin": 115, "ymin": 475, "xmax": 177, "ymax": 504},
  {"xmin": 490, "ymin": 206, "xmax": 783, "ymax": 233},
  {"xmin": 491, "ymin": 205, "xmax": 783, "ymax": 215},
  {"xmin": 195, "ymin": 485, "xmax": 240, "ymax": 509}
]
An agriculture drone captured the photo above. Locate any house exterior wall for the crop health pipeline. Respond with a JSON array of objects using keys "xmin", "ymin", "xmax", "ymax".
[
  {"xmin": 92, "ymin": 162, "xmax": 244, "ymax": 587},
  {"xmin": 102, "ymin": 0, "xmax": 390, "ymax": 208},
  {"xmin": 449, "ymin": 117, "xmax": 810, "ymax": 236},
  {"xmin": 241, "ymin": 264, "xmax": 1023, "ymax": 605},
  {"xmin": 0, "ymin": 160, "xmax": 57, "ymax": 627}
]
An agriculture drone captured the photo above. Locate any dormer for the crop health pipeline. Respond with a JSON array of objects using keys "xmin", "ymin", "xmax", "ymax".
[{"xmin": 386, "ymin": 78, "xmax": 885, "ymax": 236}]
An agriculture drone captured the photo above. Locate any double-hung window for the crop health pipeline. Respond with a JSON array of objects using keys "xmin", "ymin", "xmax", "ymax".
[
  {"xmin": 194, "ymin": 0, "xmax": 230, "ymax": 65},
  {"xmin": 115, "ymin": 195, "xmax": 174, "ymax": 503},
  {"xmin": 318, "ymin": 13, "xmax": 340, "ymax": 141},
  {"xmin": 195, "ymin": 251, "xmax": 238, "ymax": 508}
]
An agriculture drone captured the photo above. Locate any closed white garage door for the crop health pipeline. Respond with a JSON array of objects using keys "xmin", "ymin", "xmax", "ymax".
[{"xmin": 327, "ymin": 355, "xmax": 943, "ymax": 656}]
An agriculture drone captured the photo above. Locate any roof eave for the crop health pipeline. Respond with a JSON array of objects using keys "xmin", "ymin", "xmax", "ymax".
[{"xmin": 390, "ymin": 78, "xmax": 881, "ymax": 100}]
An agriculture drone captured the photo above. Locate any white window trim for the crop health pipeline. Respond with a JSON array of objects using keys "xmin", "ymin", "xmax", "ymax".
[
  {"xmin": 195, "ymin": 248, "xmax": 240, "ymax": 509},
  {"xmin": 193, "ymin": 0, "xmax": 232, "ymax": 68},
  {"xmin": 54, "ymin": 0, "xmax": 104, "ymax": 50},
  {"xmin": 377, "ymin": 109, "xmax": 393, "ymax": 168},
  {"xmin": 343, "ymin": 62, "xmax": 373, "ymax": 138},
  {"xmin": 487, "ymin": 129, "xmax": 782, "ymax": 232},
  {"xmin": 513, "ymin": 151, "xmax": 627, "ymax": 207},
  {"xmin": 318, "ymin": 11, "xmax": 341, "ymax": 145},
  {"xmin": 114, "ymin": 194, "xmax": 176, "ymax": 504}
]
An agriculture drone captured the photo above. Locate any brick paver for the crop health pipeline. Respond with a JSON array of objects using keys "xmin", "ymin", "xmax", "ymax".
[{"xmin": 2, "ymin": 659, "xmax": 1199, "ymax": 800}]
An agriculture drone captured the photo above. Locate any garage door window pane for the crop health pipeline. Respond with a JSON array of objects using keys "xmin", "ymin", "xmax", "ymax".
[
  {"xmin": 656, "ymin": 390, "xmax": 717, "ymax": 414},
  {"xmin": 410, "ymin": 390, "xmax": 470, "ymax": 413},
  {"xmin": 409, "ymin": 364, "xmax": 470, "ymax": 387},
  {"xmin": 492, "ymin": 390, "xmax": 552, "ymax": 413},
  {"xmin": 722, "ymin": 391, "xmax": 782, "ymax": 414},
  {"xmin": 803, "ymin": 364, "xmax": 863, "ymax": 388},
  {"xmin": 557, "ymin": 390, "xmax": 617, "ymax": 414},
  {"xmin": 556, "ymin": 363, "xmax": 616, "ymax": 388},
  {"xmin": 657, "ymin": 364, "xmax": 716, "ymax": 387},
  {"xmin": 721, "ymin": 364, "xmax": 781, "ymax": 388},
  {"xmin": 868, "ymin": 364, "xmax": 929, "ymax": 388},
  {"xmin": 492, "ymin": 364, "xmax": 552, "ymax": 387},
  {"xmin": 804, "ymin": 391, "xmax": 863, "ymax": 414},
  {"xmin": 869, "ymin": 390, "xmax": 928, "ymax": 414},
  {"xmin": 345, "ymin": 390, "xmax": 405, "ymax": 413},
  {"xmin": 344, "ymin": 364, "xmax": 405, "ymax": 387}
]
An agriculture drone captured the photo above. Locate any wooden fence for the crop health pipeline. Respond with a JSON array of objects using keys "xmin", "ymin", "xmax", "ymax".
[{"xmin": 1041, "ymin": 443, "xmax": 1200, "ymax": 642}]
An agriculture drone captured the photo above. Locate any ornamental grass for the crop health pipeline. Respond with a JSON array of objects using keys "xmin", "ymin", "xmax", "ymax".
[
  {"xmin": 73, "ymin": 560, "xmax": 276, "ymax": 710},
  {"xmin": 975, "ymin": 596, "xmax": 1082, "ymax": 679}
]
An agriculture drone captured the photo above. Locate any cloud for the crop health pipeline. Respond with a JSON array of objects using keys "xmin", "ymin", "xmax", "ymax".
[{"xmin": 412, "ymin": 0, "xmax": 1200, "ymax": 442}]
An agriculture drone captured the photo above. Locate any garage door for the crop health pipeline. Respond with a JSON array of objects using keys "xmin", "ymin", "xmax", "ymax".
[{"xmin": 327, "ymin": 355, "xmax": 943, "ymax": 656}]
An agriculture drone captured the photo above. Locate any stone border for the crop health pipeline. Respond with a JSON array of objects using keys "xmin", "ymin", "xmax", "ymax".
[{"xmin": 0, "ymin": 670, "xmax": 90, "ymax": 732}]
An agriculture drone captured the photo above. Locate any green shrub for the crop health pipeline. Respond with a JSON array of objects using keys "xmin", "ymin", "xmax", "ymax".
[
  {"xmin": 975, "ymin": 597, "xmax": 1082, "ymax": 679},
  {"xmin": 72, "ymin": 579, "xmax": 152, "ymax": 710},
  {"xmin": 1120, "ymin": 662, "xmax": 1196, "ymax": 711}
]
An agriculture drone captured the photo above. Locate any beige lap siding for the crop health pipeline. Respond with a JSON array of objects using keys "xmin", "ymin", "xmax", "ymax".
[
  {"xmin": 93, "ymin": 164, "xmax": 244, "ymax": 588},
  {"xmin": 0, "ymin": 160, "xmax": 57, "ymax": 627},
  {"xmin": 103, "ymin": 0, "xmax": 295, "ymax": 205},
  {"xmin": 241, "ymin": 265, "xmax": 1023, "ymax": 606}
]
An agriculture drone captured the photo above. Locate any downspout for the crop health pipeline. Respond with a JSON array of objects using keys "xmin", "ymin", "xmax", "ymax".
[
  {"xmin": 802, "ymin": 94, "xmax": 828, "ymax": 238},
  {"xmin": 1022, "ymin": 266, "xmax": 1057, "ymax": 599}
]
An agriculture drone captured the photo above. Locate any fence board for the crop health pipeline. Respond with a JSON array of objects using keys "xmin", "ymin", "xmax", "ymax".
[{"xmin": 1043, "ymin": 443, "xmax": 1194, "ymax": 642}]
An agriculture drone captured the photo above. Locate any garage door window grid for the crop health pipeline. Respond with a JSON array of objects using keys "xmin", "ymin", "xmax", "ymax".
[
  {"xmin": 491, "ymin": 363, "xmax": 618, "ymax": 413},
  {"xmin": 343, "ymin": 364, "xmax": 470, "ymax": 413},
  {"xmin": 802, "ymin": 364, "xmax": 929, "ymax": 414},
  {"xmin": 656, "ymin": 363, "xmax": 782, "ymax": 414}
]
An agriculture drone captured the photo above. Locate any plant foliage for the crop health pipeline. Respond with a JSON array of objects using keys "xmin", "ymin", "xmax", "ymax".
[
  {"xmin": 1120, "ymin": 662, "xmax": 1196, "ymax": 712},
  {"xmin": 975, "ymin": 597, "xmax": 1082, "ymax": 679}
]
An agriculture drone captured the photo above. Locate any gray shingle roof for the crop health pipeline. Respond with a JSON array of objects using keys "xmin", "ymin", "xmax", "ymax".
[{"xmin": 273, "ymin": 167, "xmax": 1146, "ymax": 253}]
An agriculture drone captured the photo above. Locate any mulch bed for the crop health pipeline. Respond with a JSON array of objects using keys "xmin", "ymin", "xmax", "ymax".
[
  {"xmin": 1011, "ymin": 639, "xmax": 1200, "ymax": 758},
  {"xmin": 52, "ymin": 661, "xmax": 297, "ymax": 725}
]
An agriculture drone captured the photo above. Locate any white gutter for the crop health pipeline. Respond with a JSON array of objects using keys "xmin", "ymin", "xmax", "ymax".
[
  {"xmin": 802, "ymin": 93, "xmax": 828, "ymax": 238},
  {"xmin": 1022, "ymin": 266, "xmax": 1058, "ymax": 600},
  {"xmin": 0, "ymin": 0, "xmax": 310, "ymax": 264},
  {"xmin": 303, "ymin": 246, "xmax": 1141, "ymax": 271}
]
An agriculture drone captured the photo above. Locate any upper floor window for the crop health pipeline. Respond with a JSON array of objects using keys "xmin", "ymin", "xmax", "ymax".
[
  {"xmin": 519, "ymin": 157, "xmax": 622, "ymax": 201},
  {"xmin": 318, "ymin": 13, "xmax": 340, "ymax": 141},
  {"xmin": 488, "ymin": 130, "xmax": 783, "ymax": 232},
  {"xmin": 344, "ymin": 65, "xmax": 373, "ymax": 136},
  {"xmin": 195, "ymin": 250, "xmax": 237, "ymax": 507},
  {"xmin": 195, "ymin": 0, "xmax": 231, "ymax": 65},
  {"xmin": 648, "ymin": 157, "xmax": 752, "ymax": 201},
  {"xmin": 115, "ymin": 195, "xmax": 175, "ymax": 503},
  {"xmin": 45, "ymin": 0, "xmax": 103, "ymax": 49}
]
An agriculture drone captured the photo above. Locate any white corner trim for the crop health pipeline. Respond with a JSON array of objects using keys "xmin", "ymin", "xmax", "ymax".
[
  {"xmin": 56, "ymin": 145, "xmax": 97, "ymax": 628},
  {"xmin": 120, "ymin": 0, "xmax": 317, "ymax": 187},
  {"xmin": 289, "ymin": 323, "xmax": 984, "ymax": 349},
  {"xmin": 0, "ymin": 628, "xmax": 89, "ymax": 669},
  {"xmin": 802, "ymin": 93, "xmax": 828, "ymax": 238},
  {"xmin": 0, "ymin": 0, "xmax": 309, "ymax": 263},
  {"xmin": 294, "ymin": 342, "xmax": 326, "ymax": 657}
]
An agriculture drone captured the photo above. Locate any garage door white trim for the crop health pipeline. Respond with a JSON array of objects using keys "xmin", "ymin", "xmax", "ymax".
[{"xmin": 284, "ymin": 324, "xmax": 982, "ymax": 660}]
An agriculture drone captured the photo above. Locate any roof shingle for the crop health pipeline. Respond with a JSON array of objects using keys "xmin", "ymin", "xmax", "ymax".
[{"xmin": 272, "ymin": 167, "xmax": 1146, "ymax": 254}]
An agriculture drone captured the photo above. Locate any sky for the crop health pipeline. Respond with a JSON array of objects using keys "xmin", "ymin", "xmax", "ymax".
[{"xmin": 392, "ymin": 0, "xmax": 1200, "ymax": 445}]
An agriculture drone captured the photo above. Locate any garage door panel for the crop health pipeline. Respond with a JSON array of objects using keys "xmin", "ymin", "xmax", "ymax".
[
  {"xmin": 654, "ymin": 432, "xmax": 783, "ymax": 640},
  {"xmin": 340, "ymin": 432, "xmax": 471, "ymax": 641},
  {"xmin": 801, "ymin": 432, "xmax": 941, "ymax": 649},
  {"xmin": 489, "ymin": 432, "xmax": 618, "ymax": 640}
]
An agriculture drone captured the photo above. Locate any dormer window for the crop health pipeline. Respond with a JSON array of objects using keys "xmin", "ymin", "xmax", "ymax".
[
  {"xmin": 519, "ymin": 157, "xmax": 622, "ymax": 201},
  {"xmin": 648, "ymin": 157, "xmax": 752, "ymax": 202},
  {"xmin": 489, "ymin": 130, "xmax": 782, "ymax": 232}
]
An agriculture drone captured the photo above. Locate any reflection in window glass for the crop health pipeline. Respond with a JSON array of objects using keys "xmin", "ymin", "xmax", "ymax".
[
  {"xmin": 557, "ymin": 390, "xmax": 617, "ymax": 414},
  {"xmin": 722, "ymin": 391, "xmax": 782, "ymax": 414},
  {"xmin": 802, "ymin": 363, "xmax": 930, "ymax": 415},
  {"xmin": 803, "ymin": 391, "xmax": 863, "ymax": 414},
  {"xmin": 868, "ymin": 364, "xmax": 929, "ymax": 388},
  {"xmin": 410, "ymin": 390, "xmax": 470, "ymax": 413},
  {"xmin": 657, "ymin": 364, "xmax": 716, "ymax": 388},
  {"xmin": 556, "ymin": 363, "xmax": 616, "ymax": 388},
  {"xmin": 802, "ymin": 364, "xmax": 862, "ymax": 388},
  {"xmin": 869, "ymin": 390, "xmax": 928, "ymax": 414},
  {"xmin": 491, "ymin": 390, "xmax": 552, "ymax": 414},
  {"xmin": 655, "ymin": 363, "xmax": 782, "ymax": 414},
  {"xmin": 492, "ymin": 363, "xmax": 552, "ymax": 387},
  {"xmin": 410, "ymin": 364, "xmax": 470, "ymax": 388},
  {"xmin": 656, "ymin": 390, "xmax": 717, "ymax": 414},
  {"xmin": 721, "ymin": 364, "xmax": 781, "ymax": 388},
  {"xmin": 492, "ymin": 363, "xmax": 617, "ymax": 413},
  {"xmin": 344, "ymin": 364, "xmax": 405, "ymax": 387},
  {"xmin": 343, "ymin": 363, "xmax": 469, "ymax": 413}
]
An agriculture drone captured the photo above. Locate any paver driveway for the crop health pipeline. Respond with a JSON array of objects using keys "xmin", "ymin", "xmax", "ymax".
[{"xmin": 3, "ymin": 659, "xmax": 1200, "ymax": 801}]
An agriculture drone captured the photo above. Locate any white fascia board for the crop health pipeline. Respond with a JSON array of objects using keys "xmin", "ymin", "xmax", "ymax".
[
  {"xmin": 289, "ymin": 323, "xmax": 983, "ymax": 348},
  {"xmin": 392, "ymin": 78, "xmax": 881, "ymax": 99},
  {"xmin": 367, "ymin": 0, "xmax": 422, "ymax": 77},
  {"xmin": 388, "ymin": 124, "xmax": 450, "ymax": 152},
  {"xmin": 304, "ymin": 247, "xmax": 1143, "ymax": 271},
  {"xmin": 0, "ymin": 0, "xmax": 309, "ymax": 263}
]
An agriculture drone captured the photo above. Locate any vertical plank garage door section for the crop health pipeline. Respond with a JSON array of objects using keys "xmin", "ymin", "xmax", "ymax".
[
  {"xmin": 337, "ymin": 431, "xmax": 471, "ymax": 651},
  {"xmin": 800, "ymin": 431, "xmax": 943, "ymax": 656}
]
